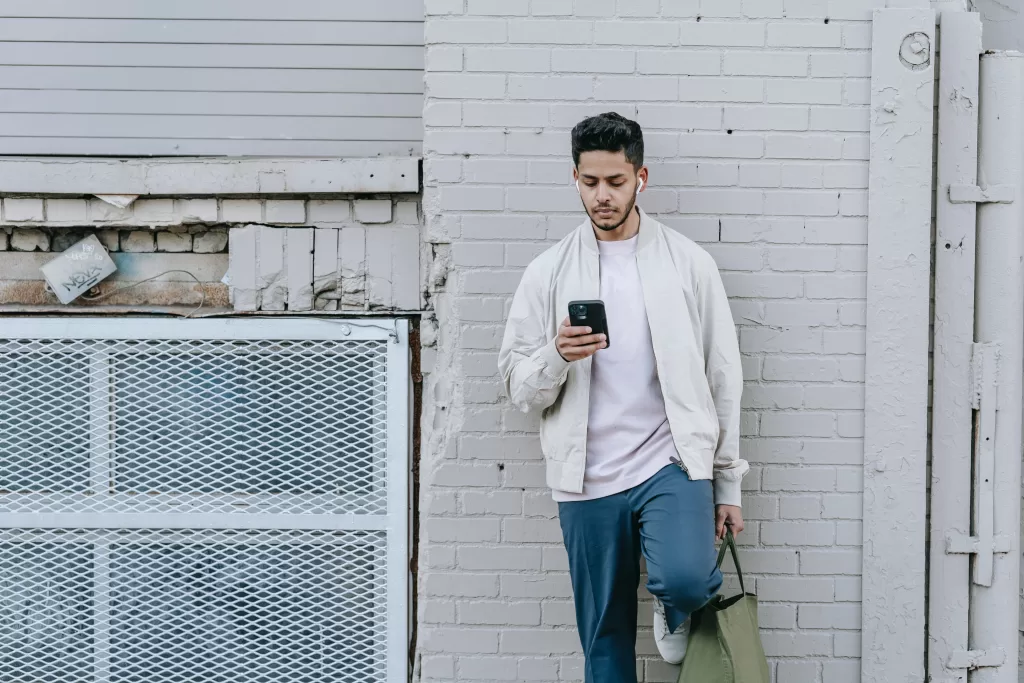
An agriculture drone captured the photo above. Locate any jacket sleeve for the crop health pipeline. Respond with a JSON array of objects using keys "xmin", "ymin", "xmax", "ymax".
[
  {"xmin": 698, "ymin": 256, "xmax": 749, "ymax": 507},
  {"xmin": 498, "ymin": 264, "xmax": 571, "ymax": 413}
]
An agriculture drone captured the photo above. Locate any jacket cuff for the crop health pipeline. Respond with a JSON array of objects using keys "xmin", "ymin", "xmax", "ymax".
[
  {"xmin": 538, "ymin": 338, "xmax": 571, "ymax": 379},
  {"xmin": 713, "ymin": 477, "xmax": 743, "ymax": 508}
]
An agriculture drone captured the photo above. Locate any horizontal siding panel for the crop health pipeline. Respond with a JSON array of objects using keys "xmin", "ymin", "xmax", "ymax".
[
  {"xmin": 0, "ymin": 43, "xmax": 424, "ymax": 70},
  {"xmin": 0, "ymin": 5, "xmax": 424, "ymax": 156},
  {"xmin": 0, "ymin": 139, "xmax": 422, "ymax": 156},
  {"xmin": 0, "ymin": 19, "xmax": 424, "ymax": 46},
  {"xmin": 0, "ymin": 0, "xmax": 424, "ymax": 21},
  {"xmin": 0, "ymin": 66, "xmax": 424, "ymax": 93},
  {"xmin": 0, "ymin": 113, "xmax": 424, "ymax": 141},
  {"xmin": 0, "ymin": 91, "xmax": 423, "ymax": 118}
]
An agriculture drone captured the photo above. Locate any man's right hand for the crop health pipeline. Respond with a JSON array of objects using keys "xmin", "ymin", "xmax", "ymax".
[{"xmin": 556, "ymin": 317, "xmax": 608, "ymax": 362}]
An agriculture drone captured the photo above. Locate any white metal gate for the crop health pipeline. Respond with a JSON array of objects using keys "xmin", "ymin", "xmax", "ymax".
[{"xmin": 0, "ymin": 317, "xmax": 409, "ymax": 682}]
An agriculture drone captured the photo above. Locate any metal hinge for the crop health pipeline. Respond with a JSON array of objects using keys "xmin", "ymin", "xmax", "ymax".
[
  {"xmin": 949, "ymin": 184, "xmax": 1015, "ymax": 204},
  {"xmin": 948, "ymin": 648, "xmax": 1006, "ymax": 670}
]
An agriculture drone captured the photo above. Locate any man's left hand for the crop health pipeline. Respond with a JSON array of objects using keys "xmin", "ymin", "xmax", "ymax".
[{"xmin": 715, "ymin": 505, "xmax": 744, "ymax": 541}]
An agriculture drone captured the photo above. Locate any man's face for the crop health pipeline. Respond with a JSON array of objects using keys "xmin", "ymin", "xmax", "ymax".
[{"xmin": 574, "ymin": 150, "xmax": 647, "ymax": 232}]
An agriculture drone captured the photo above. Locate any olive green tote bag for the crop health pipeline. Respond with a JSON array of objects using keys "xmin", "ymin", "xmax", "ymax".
[{"xmin": 678, "ymin": 529, "xmax": 770, "ymax": 683}]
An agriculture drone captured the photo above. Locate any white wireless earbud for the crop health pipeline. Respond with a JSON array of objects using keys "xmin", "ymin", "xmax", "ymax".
[
  {"xmin": 575, "ymin": 179, "xmax": 580, "ymax": 194},
  {"xmin": 636, "ymin": 178, "xmax": 644, "ymax": 195}
]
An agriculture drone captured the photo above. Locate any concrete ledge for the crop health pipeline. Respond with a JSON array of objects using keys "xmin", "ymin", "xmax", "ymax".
[{"xmin": 0, "ymin": 157, "xmax": 420, "ymax": 196}]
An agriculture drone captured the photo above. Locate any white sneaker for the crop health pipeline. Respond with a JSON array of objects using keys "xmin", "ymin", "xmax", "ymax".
[{"xmin": 653, "ymin": 598, "xmax": 690, "ymax": 665}]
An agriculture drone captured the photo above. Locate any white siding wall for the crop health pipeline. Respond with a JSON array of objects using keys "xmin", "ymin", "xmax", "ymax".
[
  {"xmin": 419, "ymin": 2, "xmax": 873, "ymax": 681},
  {"xmin": 0, "ymin": 0, "xmax": 424, "ymax": 156}
]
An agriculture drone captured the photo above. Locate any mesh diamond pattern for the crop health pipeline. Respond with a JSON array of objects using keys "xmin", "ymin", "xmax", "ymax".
[
  {"xmin": 0, "ymin": 529, "xmax": 388, "ymax": 682},
  {"xmin": 0, "ymin": 338, "xmax": 389, "ymax": 516},
  {"xmin": 0, "ymin": 332, "xmax": 400, "ymax": 682}
]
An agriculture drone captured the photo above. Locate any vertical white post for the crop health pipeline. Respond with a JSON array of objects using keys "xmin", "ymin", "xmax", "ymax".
[
  {"xmin": 386, "ymin": 319, "xmax": 410, "ymax": 683},
  {"xmin": 862, "ymin": 10, "xmax": 935, "ymax": 683},
  {"xmin": 970, "ymin": 50, "xmax": 1024, "ymax": 683},
  {"xmin": 928, "ymin": 11, "xmax": 982, "ymax": 683}
]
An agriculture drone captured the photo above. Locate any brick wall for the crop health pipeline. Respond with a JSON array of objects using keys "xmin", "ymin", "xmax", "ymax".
[
  {"xmin": 0, "ymin": 197, "xmax": 419, "ymax": 312},
  {"xmin": 419, "ymin": 2, "xmax": 872, "ymax": 681}
]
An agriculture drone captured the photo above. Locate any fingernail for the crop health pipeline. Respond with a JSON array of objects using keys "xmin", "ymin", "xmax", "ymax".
[{"xmin": 585, "ymin": 327, "xmax": 592, "ymax": 333}]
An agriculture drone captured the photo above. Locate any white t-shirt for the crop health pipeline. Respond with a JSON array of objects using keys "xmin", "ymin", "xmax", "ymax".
[{"xmin": 552, "ymin": 234, "xmax": 679, "ymax": 502}]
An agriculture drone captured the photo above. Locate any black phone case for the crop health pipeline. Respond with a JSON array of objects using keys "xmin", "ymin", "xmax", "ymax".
[{"xmin": 568, "ymin": 300, "xmax": 610, "ymax": 347}]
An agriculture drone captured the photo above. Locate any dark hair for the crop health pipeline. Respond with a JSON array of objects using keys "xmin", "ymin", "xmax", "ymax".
[{"xmin": 571, "ymin": 112, "xmax": 645, "ymax": 170}]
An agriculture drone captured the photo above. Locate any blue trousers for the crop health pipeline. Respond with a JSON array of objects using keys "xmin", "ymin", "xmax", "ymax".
[{"xmin": 557, "ymin": 464, "xmax": 722, "ymax": 683}]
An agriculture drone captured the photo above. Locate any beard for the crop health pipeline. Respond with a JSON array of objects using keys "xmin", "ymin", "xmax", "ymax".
[{"xmin": 584, "ymin": 192, "xmax": 639, "ymax": 232}]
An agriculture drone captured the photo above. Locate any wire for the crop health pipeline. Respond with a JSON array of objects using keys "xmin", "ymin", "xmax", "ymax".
[{"xmin": 79, "ymin": 269, "xmax": 207, "ymax": 319}]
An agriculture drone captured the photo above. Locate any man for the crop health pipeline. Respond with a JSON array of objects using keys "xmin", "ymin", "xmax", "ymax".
[{"xmin": 497, "ymin": 112, "xmax": 747, "ymax": 682}]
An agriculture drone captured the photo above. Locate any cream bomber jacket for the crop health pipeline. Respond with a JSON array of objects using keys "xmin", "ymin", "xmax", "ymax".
[{"xmin": 498, "ymin": 209, "xmax": 748, "ymax": 507}]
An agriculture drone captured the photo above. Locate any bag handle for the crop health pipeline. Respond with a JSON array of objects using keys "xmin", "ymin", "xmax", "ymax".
[{"xmin": 715, "ymin": 528, "xmax": 746, "ymax": 595}]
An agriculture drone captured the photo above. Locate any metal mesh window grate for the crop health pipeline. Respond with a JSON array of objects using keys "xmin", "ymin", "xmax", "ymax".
[{"xmin": 0, "ymin": 319, "xmax": 409, "ymax": 683}]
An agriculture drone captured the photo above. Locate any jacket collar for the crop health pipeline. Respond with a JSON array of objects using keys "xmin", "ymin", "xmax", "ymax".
[{"xmin": 580, "ymin": 207, "xmax": 658, "ymax": 254}]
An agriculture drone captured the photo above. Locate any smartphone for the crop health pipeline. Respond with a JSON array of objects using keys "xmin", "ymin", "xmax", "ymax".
[{"xmin": 568, "ymin": 300, "xmax": 610, "ymax": 348}]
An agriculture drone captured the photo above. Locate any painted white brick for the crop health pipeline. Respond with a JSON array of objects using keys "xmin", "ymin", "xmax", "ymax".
[
  {"xmin": 307, "ymin": 200, "xmax": 350, "ymax": 224},
  {"xmin": 595, "ymin": 20, "xmax": 678, "ymax": 45},
  {"xmin": 638, "ymin": 50, "xmax": 720, "ymax": 76},
  {"xmin": 532, "ymin": 0, "xmax": 574, "ymax": 15},
  {"xmin": 503, "ymin": 518, "xmax": 562, "ymax": 544},
  {"xmin": 725, "ymin": 273, "xmax": 803, "ymax": 299},
  {"xmin": 768, "ymin": 79, "xmax": 842, "ymax": 104},
  {"xmin": 742, "ymin": 385, "xmax": 802, "ymax": 410},
  {"xmin": 762, "ymin": 521, "xmax": 835, "ymax": 547},
  {"xmin": 508, "ymin": 20, "xmax": 593, "ymax": 44},
  {"xmin": 721, "ymin": 217, "xmax": 803, "ymax": 243},
  {"xmin": 265, "ymin": 200, "xmax": 306, "ymax": 225},
  {"xmin": 839, "ymin": 245, "xmax": 867, "ymax": 271},
  {"xmin": 723, "ymin": 105, "xmax": 809, "ymax": 132},
  {"xmin": 805, "ymin": 274, "xmax": 866, "ymax": 299},
  {"xmin": 812, "ymin": 51, "xmax": 871, "ymax": 78},
  {"xmin": 457, "ymin": 656, "xmax": 520, "ymax": 681},
  {"xmin": 806, "ymin": 218, "xmax": 867, "ymax": 244},
  {"xmin": 156, "ymin": 232, "xmax": 192, "ymax": 253},
  {"xmin": 761, "ymin": 632, "xmax": 833, "ymax": 657},
  {"xmin": 122, "ymin": 231, "xmax": 155, "ymax": 253},
  {"xmin": 553, "ymin": 48, "xmax": 635, "ymax": 74},
  {"xmin": 420, "ymin": 628, "xmax": 499, "ymax": 654},
  {"xmin": 509, "ymin": 75, "xmax": 594, "ymax": 100},
  {"xmin": 421, "ymin": 656, "xmax": 456, "ymax": 679},
  {"xmin": 724, "ymin": 51, "xmax": 808, "ymax": 76},
  {"xmin": 780, "ymin": 495, "xmax": 822, "ymax": 519},
  {"xmin": 777, "ymin": 661, "xmax": 819, "ymax": 682},
  {"xmin": 768, "ymin": 246, "xmax": 837, "ymax": 271},
  {"xmin": 425, "ymin": 101, "xmax": 462, "ymax": 127},
  {"xmin": 679, "ymin": 189, "xmax": 763, "ymax": 214},
  {"xmin": 426, "ymin": 573, "xmax": 499, "ymax": 598},
  {"xmin": 764, "ymin": 301, "xmax": 837, "ymax": 326},
  {"xmin": 636, "ymin": 104, "xmax": 722, "ymax": 130},
  {"xmin": 840, "ymin": 301, "xmax": 866, "ymax": 325},
  {"xmin": 4, "ymin": 198, "xmax": 44, "ymax": 222},
  {"xmin": 678, "ymin": 77, "xmax": 764, "ymax": 102},
  {"xmin": 823, "ymin": 162, "xmax": 869, "ymax": 188},
  {"xmin": 45, "ymin": 199, "xmax": 88, "ymax": 222},
  {"xmin": 768, "ymin": 22, "xmax": 841, "ymax": 47},
  {"xmin": 423, "ymin": 600, "xmax": 457, "ymax": 624},
  {"xmin": 761, "ymin": 576, "xmax": 835, "ymax": 602},
  {"xmin": 763, "ymin": 467, "xmax": 836, "ymax": 491},
  {"xmin": 222, "ymin": 199, "xmax": 262, "ymax": 223},
  {"xmin": 843, "ymin": 133, "xmax": 869, "ymax": 160},
  {"xmin": 427, "ymin": 19, "xmax": 508, "ymax": 44},
  {"xmin": 700, "ymin": 0, "xmax": 743, "ymax": 18},
  {"xmin": 760, "ymin": 412, "xmax": 835, "ymax": 438},
  {"xmin": 353, "ymin": 200, "xmax": 393, "ymax": 224},
  {"xmin": 823, "ymin": 660, "xmax": 861, "ymax": 683},
  {"xmin": 427, "ymin": 73, "xmax": 506, "ymax": 100},
  {"xmin": 427, "ymin": 46, "xmax": 464, "ymax": 71},
  {"xmin": 767, "ymin": 134, "xmax": 842, "ymax": 160},
  {"xmin": 519, "ymin": 657, "xmax": 560, "ymax": 680},
  {"xmin": 739, "ymin": 163, "xmax": 782, "ymax": 187},
  {"xmin": 467, "ymin": 0, "xmax": 529, "ymax": 15},
  {"xmin": 595, "ymin": 76, "xmax": 678, "ymax": 101},
  {"xmin": 678, "ymin": 22, "xmax": 766, "ymax": 47},
  {"xmin": 781, "ymin": 163, "xmax": 824, "ymax": 188},
  {"xmin": 839, "ymin": 190, "xmax": 868, "ymax": 216},
  {"xmin": 765, "ymin": 190, "xmax": 839, "ymax": 216},
  {"xmin": 680, "ymin": 133, "xmax": 764, "ymax": 158},
  {"xmin": 763, "ymin": 356, "xmax": 838, "ymax": 382},
  {"xmin": 759, "ymin": 604, "xmax": 797, "ymax": 629},
  {"xmin": 834, "ymin": 632, "xmax": 861, "ymax": 657},
  {"xmin": 133, "ymin": 199, "xmax": 175, "ymax": 222},
  {"xmin": 843, "ymin": 23, "xmax": 872, "ymax": 49},
  {"xmin": 426, "ymin": 518, "xmax": 501, "ymax": 544},
  {"xmin": 460, "ymin": 602, "xmax": 541, "ymax": 627},
  {"xmin": 500, "ymin": 629, "xmax": 582, "ymax": 655},
  {"xmin": 844, "ymin": 78, "xmax": 871, "ymax": 105},
  {"xmin": 467, "ymin": 47, "xmax": 550, "ymax": 72},
  {"xmin": 697, "ymin": 162, "xmax": 739, "ymax": 187}
]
